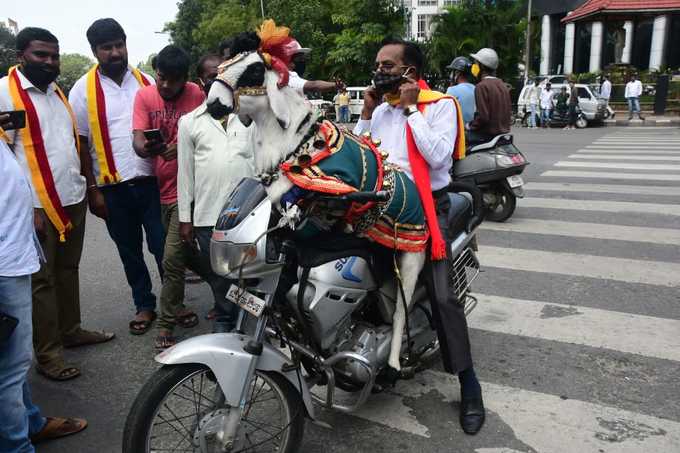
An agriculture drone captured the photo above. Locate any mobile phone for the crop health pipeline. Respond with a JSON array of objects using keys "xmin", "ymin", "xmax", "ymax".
[
  {"xmin": 0, "ymin": 312, "xmax": 19, "ymax": 344},
  {"xmin": 143, "ymin": 129, "xmax": 164, "ymax": 143},
  {"xmin": 0, "ymin": 110, "xmax": 26, "ymax": 130}
]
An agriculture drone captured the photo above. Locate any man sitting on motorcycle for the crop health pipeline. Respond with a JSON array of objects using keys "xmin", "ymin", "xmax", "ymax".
[
  {"xmin": 353, "ymin": 38, "xmax": 485, "ymax": 435},
  {"xmin": 467, "ymin": 48, "xmax": 512, "ymax": 146}
]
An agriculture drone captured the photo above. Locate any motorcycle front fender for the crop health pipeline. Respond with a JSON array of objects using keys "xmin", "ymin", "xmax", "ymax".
[{"xmin": 155, "ymin": 333, "xmax": 316, "ymax": 419}]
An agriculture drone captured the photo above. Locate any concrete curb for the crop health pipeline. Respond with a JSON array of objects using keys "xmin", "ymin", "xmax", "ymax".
[{"xmin": 603, "ymin": 118, "xmax": 680, "ymax": 127}]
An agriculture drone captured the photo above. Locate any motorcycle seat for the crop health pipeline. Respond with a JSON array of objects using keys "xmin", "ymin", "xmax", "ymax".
[
  {"xmin": 469, "ymin": 134, "xmax": 513, "ymax": 153},
  {"xmin": 446, "ymin": 193, "xmax": 472, "ymax": 240},
  {"xmin": 296, "ymin": 233, "xmax": 377, "ymax": 269}
]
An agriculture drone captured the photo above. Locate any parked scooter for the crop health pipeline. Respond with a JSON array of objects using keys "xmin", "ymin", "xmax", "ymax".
[
  {"xmin": 453, "ymin": 134, "xmax": 528, "ymax": 222},
  {"xmin": 547, "ymin": 106, "xmax": 588, "ymax": 129}
]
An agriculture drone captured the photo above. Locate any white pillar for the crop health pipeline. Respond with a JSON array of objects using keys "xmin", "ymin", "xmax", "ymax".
[
  {"xmin": 540, "ymin": 14, "xmax": 552, "ymax": 75},
  {"xmin": 622, "ymin": 21, "xmax": 633, "ymax": 64},
  {"xmin": 564, "ymin": 22, "xmax": 575, "ymax": 74},
  {"xmin": 589, "ymin": 21, "xmax": 603, "ymax": 72},
  {"xmin": 649, "ymin": 15, "xmax": 669, "ymax": 70}
]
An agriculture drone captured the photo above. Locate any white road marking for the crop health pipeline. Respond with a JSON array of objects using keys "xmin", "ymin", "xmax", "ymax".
[
  {"xmin": 579, "ymin": 148, "xmax": 680, "ymax": 154},
  {"xmin": 568, "ymin": 154, "xmax": 680, "ymax": 161},
  {"xmin": 468, "ymin": 294, "xmax": 680, "ymax": 361},
  {"xmin": 480, "ymin": 218, "xmax": 680, "ymax": 245},
  {"xmin": 555, "ymin": 161, "xmax": 680, "ymax": 171},
  {"xmin": 519, "ymin": 197, "xmax": 680, "ymax": 216},
  {"xmin": 479, "ymin": 245, "xmax": 680, "ymax": 287},
  {"xmin": 525, "ymin": 182, "xmax": 680, "ymax": 196},
  {"xmin": 541, "ymin": 170, "xmax": 680, "ymax": 181}
]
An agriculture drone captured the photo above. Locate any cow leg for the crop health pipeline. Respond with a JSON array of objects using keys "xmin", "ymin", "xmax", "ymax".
[{"xmin": 388, "ymin": 251, "xmax": 426, "ymax": 371}]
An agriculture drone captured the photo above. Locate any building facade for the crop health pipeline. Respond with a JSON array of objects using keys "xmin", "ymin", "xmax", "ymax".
[
  {"xmin": 402, "ymin": 0, "xmax": 461, "ymax": 40},
  {"xmin": 536, "ymin": 0, "xmax": 680, "ymax": 75}
]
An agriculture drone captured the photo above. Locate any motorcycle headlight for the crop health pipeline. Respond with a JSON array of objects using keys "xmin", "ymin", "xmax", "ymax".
[{"xmin": 220, "ymin": 242, "xmax": 258, "ymax": 275}]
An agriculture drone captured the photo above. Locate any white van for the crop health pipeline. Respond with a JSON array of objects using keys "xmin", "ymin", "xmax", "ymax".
[
  {"xmin": 517, "ymin": 82, "xmax": 607, "ymax": 127},
  {"xmin": 346, "ymin": 86, "xmax": 366, "ymax": 120}
]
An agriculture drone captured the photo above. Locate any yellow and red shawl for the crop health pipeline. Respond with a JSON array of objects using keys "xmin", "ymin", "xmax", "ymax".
[
  {"xmin": 86, "ymin": 65, "xmax": 151, "ymax": 185},
  {"xmin": 7, "ymin": 65, "xmax": 80, "ymax": 241}
]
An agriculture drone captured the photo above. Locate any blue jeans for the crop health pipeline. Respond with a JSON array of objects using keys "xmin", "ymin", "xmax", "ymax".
[
  {"xmin": 339, "ymin": 105, "xmax": 350, "ymax": 123},
  {"xmin": 627, "ymin": 97, "xmax": 641, "ymax": 117},
  {"xmin": 541, "ymin": 108, "xmax": 551, "ymax": 126},
  {"xmin": 100, "ymin": 178, "xmax": 165, "ymax": 313},
  {"xmin": 529, "ymin": 104, "xmax": 538, "ymax": 127},
  {"xmin": 0, "ymin": 276, "xmax": 45, "ymax": 453}
]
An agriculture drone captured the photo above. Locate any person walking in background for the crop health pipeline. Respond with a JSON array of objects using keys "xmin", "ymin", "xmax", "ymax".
[
  {"xmin": 69, "ymin": 19, "xmax": 166, "ymax": 336},
  {"xmin": 566, "ymin": 80, "xmax": 579, "ymax": 130},
  {"xmin": 132, "ymin": 45, "xmax": 206, "ymax": 343},
  {"xmin": 555, "ymin": 86, "xmax": 569, "ymax": 117},
  {"xmin": 174, "ymin": 54, "xmax": 256, "ymax": 345},
  {"xmin": 600, "ymin": 74, "xmax": 611, "ymax": 109},
  {"xmin": 539, "ymin": 82, "xmax": 554, "ymax": 128},
  {"xmin": 336, "ymin": 88, "xmax": 350, "ymax": 123},
  {"xmin": 527, "ymin": 78, "xmax": 540, "ymax": 129},
  {"xmin": 625, "ymin": 74, "xmax": 644, "ymax": 120},
  {"xmin": 0, "ymin": 27, "xmax": 113, "ymax": 382},
  {"xmin": 0, "ymin": 130, "xmax": 88, "ymax": 453}
]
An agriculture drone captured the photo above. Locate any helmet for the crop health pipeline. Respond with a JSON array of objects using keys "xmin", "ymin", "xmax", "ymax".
[
  {"xmin": 281, "ymin": 39, "xmax": 311, "ymax": 61},
  {"xmin": 446, "ymin": 56, "xmax": 472, "ymax": 73},
  {"xmin": 470, "ymin": 48, "xmax": 499, "ymax": 70}
]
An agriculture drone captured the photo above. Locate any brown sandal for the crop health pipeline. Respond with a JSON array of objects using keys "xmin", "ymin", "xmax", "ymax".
[
  {"xmin": 63, "ymin": 328, "xmax": 115, "ymax": 348},
  {"xmin": 129, "ymin": 311, "xmax": 157, "ymax": 335},
  {"xmin": 176, "ymin": 311, "xmax": 199, "ymax": 329},
  {"xmin": 31, "ymin": 416, "xmax": 88, "ymax": 443},
  {"xmin": 36, "ymin": 364, "xmax": 81, "ymax": 382}
]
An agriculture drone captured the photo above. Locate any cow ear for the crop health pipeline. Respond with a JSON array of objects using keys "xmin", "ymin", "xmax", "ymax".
[{"xmin": 265, "ymin": 71, "xmax": 290, "ymax": 129}]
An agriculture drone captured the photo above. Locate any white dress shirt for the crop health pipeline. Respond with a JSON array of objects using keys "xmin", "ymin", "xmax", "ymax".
[
  {"xmin": 69, "ymin": 68, "xmax": 155, "ymax": 184},
  {"xmin": 0, "ymin": 70, "xmax": 86, "ymax": 208},
  {"xmin": 0, "ymin": 140, "xmax": 40, "ymax": 277},
  {"xmin": 625, "ymin": 80, "xmax": 642, "ymax": 98},
  {"xmin": 540, "ymin": 89, "xmax": 554, "ymax": 110},
  {"xmin": 288, "ymin": 71, "xmax": 307, "ymax": 95},
  {"xmin": 353, "ymin": 98, "xmax": 457, "ymax": 191},
  {"xmin": 177, "ymin": 105, "xmax": 255, "ymax": 227},
  {"xmin": 600, "ymin": 80, "xmax": 612, "ymax": 99}
]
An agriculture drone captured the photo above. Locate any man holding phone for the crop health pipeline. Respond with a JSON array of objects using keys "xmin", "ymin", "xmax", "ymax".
[
  {"xmin": 1, "ymin": 125, "xmax": 87, "ymax": 453},
  {"xmin": 0, "ymin": 27, "xmax": 113, "ymax": 382},
  {"xmin": 132, "ymin": 45, "xmax": 205, "ymax": 342},
  {"xmin": 69, "ymin": 18, "xmax": 166, "ymax": 336}
]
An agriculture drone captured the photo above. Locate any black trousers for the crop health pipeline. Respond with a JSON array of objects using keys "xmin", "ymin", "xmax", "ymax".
[{"xmin": 422, "ymin": 193, "xmax": 474, "ymax": 374}]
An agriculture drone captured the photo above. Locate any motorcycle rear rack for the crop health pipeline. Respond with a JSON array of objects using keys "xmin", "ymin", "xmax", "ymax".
[{"xmin": 450, "ymin": 247, "xmax": 481, "ymax": 300}]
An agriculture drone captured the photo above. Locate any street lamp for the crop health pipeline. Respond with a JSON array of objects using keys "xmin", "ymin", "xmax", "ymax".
[{"xmin": 524, "ymin": 0, "xmax": 532, "ymax": 84}]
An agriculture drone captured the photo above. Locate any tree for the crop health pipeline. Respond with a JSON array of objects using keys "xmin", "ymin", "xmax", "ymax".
[
  {"xmin": 137, "ymin": 53, "xmax": 157, "ymax": 76},
  {"xmin": 58, "ymin": 53, "xmax": 94, "ymax": 95},
  {"xmin": 426, "ymin": 0, "xmax": 525, "ymax": 83},
  {"xmin": 0, "ymin": 23, "xmax": 16, "ymax": 76},
  {"xmin": 164, "ymin": 0, "xmax": 404, "ymax": 86}
]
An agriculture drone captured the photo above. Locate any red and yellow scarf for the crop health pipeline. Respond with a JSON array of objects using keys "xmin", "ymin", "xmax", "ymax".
[
  {"xmin": 387, "ymin": 80, "xmax": 466, "ymax": 260},
  {"xmin": 8, "ymin": 65, "xmax": 80, "ymax": 242},
  {"xmin": 86, "ymin": 65, "xmax": 151, "ymax": 185}
]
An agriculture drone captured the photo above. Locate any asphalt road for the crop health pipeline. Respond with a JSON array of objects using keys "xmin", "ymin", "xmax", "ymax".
[{"xmin": 33, "ymin": 125, "xmax": 680, "ymax": 453}]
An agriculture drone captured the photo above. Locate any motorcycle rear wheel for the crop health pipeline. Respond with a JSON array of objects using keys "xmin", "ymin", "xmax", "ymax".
[
  {"xmin": 122, "ymin": 364, "xmax": 305, "ymax": 453},
  {"xmin": 485, "ymin": 186, "xmax": 517, "ymax": 222}
]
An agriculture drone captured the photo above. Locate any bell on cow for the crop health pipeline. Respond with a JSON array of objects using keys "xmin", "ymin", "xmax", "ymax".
[
  {"xmin": 380, "ymin": 151, "xmax": 389, "ymax": 159},
  {"xmin": 372, "ymin": 138, "xmax": 382, "ymax": 147},
  {"xmin": 362, "ymin": 132, "xmax": 371, "ymax": 139},
  {"xmin": 383, "ymin": 180, "xmax": 392, "ymax": 189},
  {"xmin": 297, "ymin": 153, "xmax": 312, "ymax": 168}
]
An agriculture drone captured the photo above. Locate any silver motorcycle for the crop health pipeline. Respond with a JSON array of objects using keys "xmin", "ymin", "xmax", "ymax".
[{"xmin": 123, "ymin": 177, "xmax": 484, "ymax": 453}]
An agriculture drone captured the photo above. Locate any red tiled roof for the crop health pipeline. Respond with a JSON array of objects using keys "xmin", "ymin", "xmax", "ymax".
[{"xmin": 562, "ymin": 0, "xmax": 680, "ymax": 22}]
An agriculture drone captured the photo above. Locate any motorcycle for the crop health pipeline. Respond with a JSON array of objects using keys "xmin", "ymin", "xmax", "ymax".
[
  {"xmin": 123, "ymin": 177, "xmax": 484, "ymax": 453},
  {"xmin": 454, "ymin": 134, "xmax": 529, "ymax": 222},
  {"xmin": 547, "ymin": 106, "xmax": 588, "ymax": 129}
]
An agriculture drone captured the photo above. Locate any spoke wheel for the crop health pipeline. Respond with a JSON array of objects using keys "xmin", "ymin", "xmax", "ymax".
[{"xmin": 123, "ymin": 364, "xmax": 304, "ymax": 453}]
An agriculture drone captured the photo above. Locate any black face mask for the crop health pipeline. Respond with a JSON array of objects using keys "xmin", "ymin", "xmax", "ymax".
[
  {"xmin": 21, "ymin": 63, "xmax": 59, "ymax": 87},
  {"xmin": 372, "ymin": 70, "xmax": 404, "ymax": 93},
  {"xmin": 293, "ymin": 60, "xmax": 306, "ymax": 77}
]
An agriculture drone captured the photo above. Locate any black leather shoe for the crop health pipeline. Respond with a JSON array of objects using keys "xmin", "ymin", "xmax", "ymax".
[{"xmin": 459, "ymin": 397, "xmax": 485, "ymax": 435}]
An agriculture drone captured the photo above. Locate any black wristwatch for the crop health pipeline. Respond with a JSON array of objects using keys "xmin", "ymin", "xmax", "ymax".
[{"xmin": 404, "ymin": 105, "xmax": 419, "ymax": 117}]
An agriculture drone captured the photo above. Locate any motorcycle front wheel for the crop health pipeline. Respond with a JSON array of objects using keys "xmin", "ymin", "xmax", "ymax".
[{"xmin": 123, "ymin": 364, "xmax": 305, "ymax": 453}]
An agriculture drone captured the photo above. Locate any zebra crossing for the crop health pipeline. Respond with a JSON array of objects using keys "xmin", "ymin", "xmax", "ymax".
[{"xmin": 311, "ymin": 129, "xmax": 680, "ymax": 453}]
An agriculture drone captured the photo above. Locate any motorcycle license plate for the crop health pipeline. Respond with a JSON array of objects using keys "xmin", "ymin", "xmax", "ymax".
[
  {"xmin": 226, "ymin": 285, "xmax": 266, "ymax": 317},
  {"xmin": 507, "ymin": 175, "xmax": 524, "ymax": 188}
]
